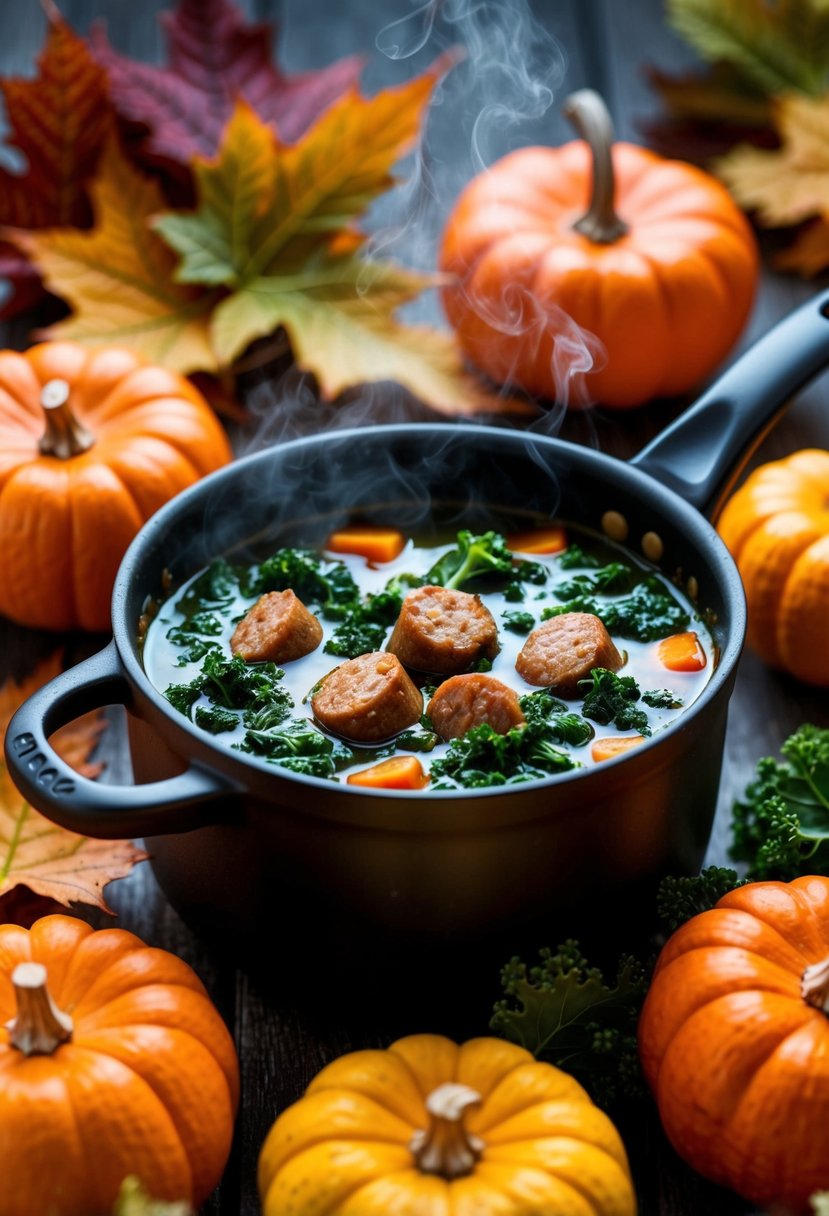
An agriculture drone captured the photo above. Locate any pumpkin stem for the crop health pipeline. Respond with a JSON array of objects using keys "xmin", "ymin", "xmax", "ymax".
[
  {"xmin": 6, "ymin": 962, "xmax": 73, "ymax": 1056},
  {"xmin": 563, "ymin": 89, "xmax": 629, "ymax": 245},
  {"xmin": 38, "ymin": 379, "xmax": 95, "ymax": 459},
  {"xmin": 409, "ymin": 1083, "xmax": 484, "ymax": 1180},
  {"xmin": 802, "ymin": 955, "xmax": 829, "ymax": 1014}
]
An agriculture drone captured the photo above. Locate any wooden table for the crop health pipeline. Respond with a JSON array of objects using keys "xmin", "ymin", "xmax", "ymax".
[{"xmin": 2, "ymin": 1, "xmax": 829, "ymax": 1212}]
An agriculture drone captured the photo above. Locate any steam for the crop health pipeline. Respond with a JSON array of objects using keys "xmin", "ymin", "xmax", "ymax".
[{"xmin": 241, "ymin": 0, "xmax": 603, "ymax": 453}]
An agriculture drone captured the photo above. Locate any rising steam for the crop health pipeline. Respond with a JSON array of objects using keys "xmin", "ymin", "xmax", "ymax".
[{"xmin": 240, "ymin": 0, "xmax": 603, "ymax": 454}]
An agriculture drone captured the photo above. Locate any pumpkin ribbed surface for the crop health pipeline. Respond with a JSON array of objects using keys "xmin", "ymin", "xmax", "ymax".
[
  {"xmin": 639, "ymin": 876, "xmax": 829, "ymax": 1210},
  {"xmin": 0, "ymin": 342, "xmax": 232, "ymax": 632},
  {"xmin": 258, "ymin": 1033, "xmax": 636, "ymax": 1215},
  {"xmin": 0, "ymin": 915, "xmax": 239, "ymax": 1216},
  {"xmin": 717, "ymin": 449, "xmax": 829, "ymax": 684},
  {"xmin": 440, "ymin": 140, "xmax": 758, "ymax": 408}
]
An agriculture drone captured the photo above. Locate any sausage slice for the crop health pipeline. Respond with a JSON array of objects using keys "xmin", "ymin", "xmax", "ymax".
[
  {"xmin": 231, "ymin": 590, "xmax": 323, "ymax": 663},
  {"xmin": 387, "ymin": 585, "xmax": 499, "ymax": 674},
  {"xmin": 516, "ymin": 612, "xmax": 623, "ymax": 697},
  {"xmin": 428, "ymin": 673, "xmax": 525, "ymax": 741},
  {"xmin": 311, "ymin": 651, "xmax": 423, "ymax": 743}
]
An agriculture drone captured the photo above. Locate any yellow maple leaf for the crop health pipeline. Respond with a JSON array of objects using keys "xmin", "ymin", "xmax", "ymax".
[
  {"xmin": 0, "ymin": 654, "xmax": 146, "ymax": 915},
  {"xmin": 716, "ymin": 92, "xmax": 829, "ymax": 225},
  {"xmin": 11, "ymin": 139, "xmax": 218, "ymax": 374}
]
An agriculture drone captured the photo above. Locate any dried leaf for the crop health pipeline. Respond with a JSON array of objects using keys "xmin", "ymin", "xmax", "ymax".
[
  {"xmin": 716, "ymin": 93, "xmax": 829, "ymax": 224},
  {"xmin": 13, "ymin": 140, "xmax": 219, "ymax": 374},
  {"xmin": 0, "ymin": 7, "xmax": 112, "ymax": 317},
  {"xmin": 0, "ymin": 654, "xmax": 146, "ymax": 916},
  {"xmin": 212, "ymin": 259, "xmax": 529, "ymax": 416},
  {"xmin": 774, "ymin": 215, "xmax": 829, "ymax": 274},
  {"xmin": 91, "ymin": 0, "xmax": 363, "ymax": 170}
]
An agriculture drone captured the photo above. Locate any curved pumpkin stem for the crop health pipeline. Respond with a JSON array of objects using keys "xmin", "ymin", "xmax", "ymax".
[
  {"xmin": 38, "ymin": 379, "xmax": 95, "ymax": 459},
  {"xmin": 802, "ymin": 955, "xmax": 829, "ymax": 1013},
  {"xmin": 409, "ymin": 1083, "xmax": 484, "ymax": 1179},
  {"xmin": 563, "ymin": 89, "xmax": 629, "ymax": 245},
  {"xmin": 6, "ymin": 962, "xmax": 73, "ymax": 1055}
]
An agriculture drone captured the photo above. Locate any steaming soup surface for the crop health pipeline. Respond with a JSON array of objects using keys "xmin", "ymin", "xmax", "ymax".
[{"xmin": 142, "ymin": 525, "xmax": 715, "ymax": 790}]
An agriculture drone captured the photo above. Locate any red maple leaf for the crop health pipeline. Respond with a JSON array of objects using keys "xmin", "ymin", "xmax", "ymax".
[
  {"xmin": 0, "ymin": 4, "xmax": 112, "ymax": 318},
  {"xmin": 91, "ymin": 0, "xmax": 364, "ymax": 174}
]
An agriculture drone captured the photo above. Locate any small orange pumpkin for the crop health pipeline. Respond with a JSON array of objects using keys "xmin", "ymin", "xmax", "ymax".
[
  {"xmin": 639, "ymin": 876, "xmax": 829, "ymax": 1210},
  {"xmin": 0, "ymin": 342, "xmax": 232, "ymax": 632},
  {"xmin": 717, "ymin": 448, "xmax": 829, "ymax": 685},
  {"xmin": 258, "ymin": 1033, "xmax": 636, "ymax": 1215},
  {"xmin": 0, "ymin": 914, "xmax": 239, "ymax": 1216},
  {"xmin": 440, "ymin": 90, "xmax": 758, "ymax": 408}
]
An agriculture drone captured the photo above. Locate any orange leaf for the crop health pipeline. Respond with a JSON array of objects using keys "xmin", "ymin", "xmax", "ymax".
[
  {"xmin": 0, "ymin": 653, "xmax": 146, "ymax": 917},
  {"xmin": 13, "ymin": 139, "xmax": 218, "ymax": 375}
]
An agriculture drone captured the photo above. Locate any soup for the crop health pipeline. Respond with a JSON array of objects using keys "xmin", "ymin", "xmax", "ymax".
[{"xmin": 141, "ymin": 524, "xmax": 714, "ymax": 790}]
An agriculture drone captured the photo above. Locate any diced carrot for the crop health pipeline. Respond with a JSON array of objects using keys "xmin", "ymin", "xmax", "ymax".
[
  {"xmin": 346, "ymin": 755, "xmax": 429, "ymax": 790},
  {"xmin": 326, "ymin": 526, "xmax": 406, "ymax": 564},
  {"xmin": 657, "ymin": 631, "xmax": 707, "ymax": 673},
  {"xmin": 506, "ymin": 525, "xmax": 568, "ymax": 555},
  {"xmin": 591, "ymin": 735, "xmax": 646, "ymax": 763}
]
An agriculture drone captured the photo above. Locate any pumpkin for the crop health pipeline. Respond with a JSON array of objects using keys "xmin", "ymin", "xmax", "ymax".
[
  {"xmin": 440, "ymin": 89, "xmax": 758, "ymax": 408},
  {"xmin": 638, "ymin": 875, "xmax": 829, "ymax": 1210},
  {"xmin": 0, "ymin": 342, "xmax": 232, "ymax": 632},
  {"xmin": 0, "ymin": 914, "xmax": 239, "ymax": 1216},
  {"xmin": 258, "ymin": 1032, "xmax": 636, "ymax": 1215},
  {"xmin": 717, "ymin": 448, "xmax": 829, "ymax": 685}
]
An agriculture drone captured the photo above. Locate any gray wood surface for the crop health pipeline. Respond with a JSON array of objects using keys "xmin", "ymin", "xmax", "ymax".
[{"xmin": 2, "ymin": 1, "xmax": 828, "ymax": 1213}]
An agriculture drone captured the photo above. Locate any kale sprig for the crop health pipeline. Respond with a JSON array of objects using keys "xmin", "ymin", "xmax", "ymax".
[
  {"xmin": 430, "ymin": 721, "xmax": 579, "ymax": 789},
  {"xmin": 731, "ymin": 724, "xmax": 829, "ymax": 879},
  {"xmin": 543, "ymin": 577, "xmax": 690, "ymax": 642},
  {"xmin": 239, "ymin": 717, "xmax": 354, "ymax": 778},
  {"xmin": 579, "ymin": 669, "xmax": 651, "ymax": 736},
  {"xmin": 426, "ymin": 530, "xmax": 514, "ymax": 590},
  {"xmin": 243, "ymin": 548, "xmax": 358, "ymax": 617}
]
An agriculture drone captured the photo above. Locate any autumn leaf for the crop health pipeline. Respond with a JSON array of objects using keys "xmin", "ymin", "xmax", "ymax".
[
  {"xmin": 13, "ymin": 139, "xmax": 219, "ymax": 374},
  {"xmin": 0, "ymin": 654, "xmax": 146, "ymax": 916},
  {"xmin": 716, "ymin": 92, "xmax": 829, "ymax": 225},
  {"xmin": 0, "ymin": 6, "xmax": 112, "ymax": 318},
  {"xmin": 91, "ymin": 0, "xmax": 363, "ymax": 171},
  {"xmin": 774, "ymin": 215, "xmax": 829, "ymax": 274}
]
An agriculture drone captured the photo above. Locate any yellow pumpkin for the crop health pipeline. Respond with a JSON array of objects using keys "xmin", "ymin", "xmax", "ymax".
[
  {"xmin": 717, "ymin": 449, "xmax": 829, "ymax": 684},
  {"xmin": 258, "ymin": 1033, "xmax": 636, "ymax": 1215},
  {"xmin": 0, "ymin": 342, "xmax": 232, "ymax": 632}
]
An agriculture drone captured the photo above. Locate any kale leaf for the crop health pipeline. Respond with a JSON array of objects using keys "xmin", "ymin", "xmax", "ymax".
[
  {"xmin": 239, "ymin": 717, "xmax": 354, "ymax": 778},
  {"xmin": 491, "ymin": 942, "xmax": 648, "ymax": 1109},
  {"xmin": 557, "ymin": 544, "xmax": 602, "ymax": 570},
  {"xmin": 579, "ymin": 669, "xmax": 651, "ymax": 736},
  {"xmin": 324, "ymin": 589, "xmax": 403, "ymax": 659},
  {"xmin": 554, "ymin": 561, "xmax": 635, "ymax": 599},
  {"xmin": 243, "ymin": 548, "xmax": 358, "ymax": 617},
  {"xmin": 641, "ymin": 688, "xmax": 683, "ymax": 709},
  {"xmin": 194, "ymin": 705, "xmax": 239, "ymax": 734},
  {"xmin": 164, "ymin": 652, "xmax": 293, "ymax": 725},
  {"xmin": 656, "ymin": 866, "xmax": 747, "ymax": 932},
  {"xmin": 519, "ymin": 688, "xmax": 594, "ymax": 746},
  {"xmin": 731, "ymin": 724, "xmax": 829, "ymax": 879},
  {"xmin": 176, "ymin": 558, "xmax": 239, "ymax": 615},
  {"xmin": 426, "ymin": 530, "xmax": 514, "ymax": 591},
  {"xmin": 543, "ymin": 577, "xmax": 690, "ymax": 642},
  {"xmin": 501, "ymin": 609, "xmax": 535, "ymax": 634},
  {"xmin": 430, "ymin": 721, "xmax": 579, "ymax": 789}
]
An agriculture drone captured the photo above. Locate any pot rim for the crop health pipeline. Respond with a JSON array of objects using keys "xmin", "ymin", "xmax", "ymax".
[{"xmin": 111, "ymin": 421, "xmax": 746, "ymax": 805}]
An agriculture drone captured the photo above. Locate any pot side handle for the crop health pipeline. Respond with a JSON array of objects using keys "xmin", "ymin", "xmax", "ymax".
[
  {"xmin": 3, "ymin": 641, "xmax": 234, "ymax": 839},
  {"xmin": 630, "ymin": 290, "xmax": 829, "ymax": 517}
]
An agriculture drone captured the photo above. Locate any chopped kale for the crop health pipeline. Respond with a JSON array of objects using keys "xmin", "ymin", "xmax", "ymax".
[
  {"xmin": 176, "ymin": 558, "xmax": 239, "ymax": 615},
  {"xmin": 543, "ymin": 577, "xmax": 690, "ymax": 642},
  {"xmin": 554, "ymin": 561, "xmax": 635, "ymax": 599},
  {"xmin": 557, "ymin": 544, "xmax": 602, "ymax": 570},
  {"xmin": 167, "ymin": 610, "xmax": 225, "ymax": 666},
  {"xmin": 171, "ymin": 637, "xmax": 223, "ymax": 667},
  {"xmin": 519, "ymin": 688, "xmax": 594, "ymax": 746},
  {"xmin": 430, "ymin": 722, "xmax": 579, "ymax": 789},
  {"xmin": 426, "ymin": 530, "xmax": 514, "ymax": 591},
  {"xmin": 194, "ymin": 705, "xmax": 239, "ymax": 734},
  {"xmin": 164, "ymin": 652, "xmax": 293, "ymax": 725},
  {"xmin": 242, "ymin": 548, "xmax": 358, "ymax": 617},
  {"xmin": 502, "ymin": 609, "xmax": 535, "ymax": 634},
  {"xmin": 394, "ymin": 728, "xmax": 439, "ymax": 753},
  {"xmin": 164, "ymin": 681, "xmax": 202, "ymax": 717},
  {"xmin": 579, "ymin": 669, "xmax": 651, "ymax": 736},
  {"xmin": 324, "ymin": 589, "xmax": 403, "ymax": 659},
  {"xmin": 641, "ymin": 687, "xmax": 684, "ymax": 709},
  {"xmin": 239, "ymin": 717, "xmax": 354, "ymax": 778}
]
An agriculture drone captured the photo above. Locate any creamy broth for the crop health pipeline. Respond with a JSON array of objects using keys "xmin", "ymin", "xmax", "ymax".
[{"xmin": 142, "ymin": 526, "xmax": 715, "ymax": 789}]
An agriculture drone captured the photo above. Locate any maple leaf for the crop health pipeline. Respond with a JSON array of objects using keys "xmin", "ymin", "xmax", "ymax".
[
  {"xmin": 13, "ymin": 139, "xmax": 219, "ymax": 374},
  {"xmin": 716, "ymin": 92, "xmax": 829, "ymax": 225},
  {"xmin": 91, "ymin": 0, "xmax": 363, "ymax": 171},
  {"xmin": 0, "ymin": 654, "xmax": 146, "ymax": 917},
  {"xmin": 774, "ymin": 216, "xmax": 829, "ymax": 275},
  {"xmin": 0, "ymin": 6, "xmax": 112, "ymax": 318}
]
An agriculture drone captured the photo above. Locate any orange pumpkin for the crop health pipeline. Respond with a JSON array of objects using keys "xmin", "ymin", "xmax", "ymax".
[
  {"xmin": 717, "ymin": 448, "xmax": 829, "ymax": 685},
  {"xmin": 639, "ymin": 876, "xmax": 829, "ymax": 1210},
  {"xmin": 0, "ymin": 342, "xmax": 232, "ymax": 632},
  {"xmin": 440, "ymin": 90, "xmax": 758, "ymax": 408},
  {"xmin": 0, "ymin": 914, "xmax": 239, "ymax": 1216}
]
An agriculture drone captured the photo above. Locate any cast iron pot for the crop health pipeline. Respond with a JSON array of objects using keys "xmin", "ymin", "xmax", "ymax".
[{"xmin": 6, "ymin": 292, "xmax": 829, "ymax": 949}]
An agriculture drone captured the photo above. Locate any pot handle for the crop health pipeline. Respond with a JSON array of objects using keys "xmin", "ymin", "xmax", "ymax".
[
  {"xmin": 4, "ymin": 641, "xmax": 235, "ymax": 839},
  {"xmin": 630, "ymin": 289, "xmax": 829, "ymax": 516}
]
